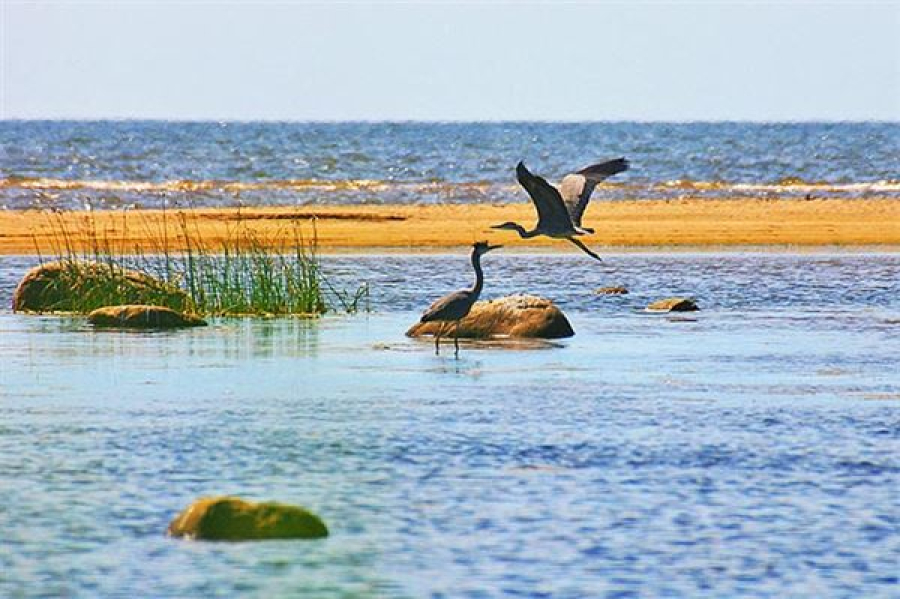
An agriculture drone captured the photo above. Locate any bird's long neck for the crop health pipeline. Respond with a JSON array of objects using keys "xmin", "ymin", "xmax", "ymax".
[
  {"xmin": 470, "ymin": 250, "xmax": 485, "ymax": 296},
  {"xmin": 512, "ymin": 223, "xmax": 540, "ymax": 239}
]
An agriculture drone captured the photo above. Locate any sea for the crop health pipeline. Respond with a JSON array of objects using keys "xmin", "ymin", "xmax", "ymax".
[
  {"xmin": 1, "ymin": 121, "xmax": 899, "ymax": 210},
  {"xmin": 1, "ymin": 121, "xmax": 899, "ymax": 598}
]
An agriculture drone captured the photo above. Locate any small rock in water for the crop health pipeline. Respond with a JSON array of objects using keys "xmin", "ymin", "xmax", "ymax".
[
  {"xmin": 407, "ymin": 294, "xmax": 574, "ymax": 339},
  {"xmin": 88, "ymin": 305, "xmax": 206, "ymax": 329},
  {"xmin": 646, "ymin": 297, "xmax": 700, "ymax": 312},
  {"xmin": 596, "ymin": 286, "xmax": 629, "ymax": 295},
  {"xmin": 168, "ymin": 497, "xmax": 328, "ymax": 541}
]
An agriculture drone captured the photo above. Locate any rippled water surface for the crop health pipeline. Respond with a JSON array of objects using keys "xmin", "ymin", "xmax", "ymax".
[
  {"xmin": 2, "ymin": 121, "xmax": 899, "ymax": 209},
  {"xmin": 1, "ymin": 253, "xmax": 899, "ymax": 597}
]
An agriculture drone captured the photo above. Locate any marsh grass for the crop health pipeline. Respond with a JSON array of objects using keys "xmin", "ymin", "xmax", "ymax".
[{"xmin": 34, "ymin": 209, "xmax": 367, "ymax": 316}]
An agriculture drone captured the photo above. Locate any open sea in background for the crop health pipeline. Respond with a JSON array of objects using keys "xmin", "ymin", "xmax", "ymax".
[
  {"xmin": 1, "ymin": 121, "xmax": 899, "ymax": 210},
  {"xmin": 1, "ymin": 121, "xmax": 899, "ymax": 597}
]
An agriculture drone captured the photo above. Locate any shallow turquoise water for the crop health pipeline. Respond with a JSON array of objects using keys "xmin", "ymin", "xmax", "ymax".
[{"xmin": 1, "ymin": 253, "xmax": 899, "ymax": 597}]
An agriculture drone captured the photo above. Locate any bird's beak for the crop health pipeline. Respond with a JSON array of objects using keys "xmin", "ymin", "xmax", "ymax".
[
  {"xmin": 489, "ymin": 224, "xmax": 503, "ymax": 229},
  {"xmin": 487, "ymin": 244, "xmax": 503, "ymax": 252}
]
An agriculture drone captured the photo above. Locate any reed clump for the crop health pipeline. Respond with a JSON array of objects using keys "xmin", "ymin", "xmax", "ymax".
[{"xmin": 32, "ymin": 209, "xmax": 367, "ymax": 316}]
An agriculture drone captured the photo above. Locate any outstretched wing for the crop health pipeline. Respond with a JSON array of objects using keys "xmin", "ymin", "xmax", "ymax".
[
  {"xmin": 559, "ymin": 158, "xmax": 629, "ymax": 227},
  {"xmin": 516, "ymin": 161, "xmax": 573, "ymax": 230}
]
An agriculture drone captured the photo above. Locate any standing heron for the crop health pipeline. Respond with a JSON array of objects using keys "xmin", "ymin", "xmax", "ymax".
[
  {"xmin": 491, "ymin": 159, "xmax": 629, "ymax": 261},
  {"xmin": 419, "ymin": 240, "xmax": 502, "ymax": 357}
]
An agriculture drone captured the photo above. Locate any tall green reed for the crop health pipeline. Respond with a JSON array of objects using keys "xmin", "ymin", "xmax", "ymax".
[{"xmin": 34, "ymin": 209, "xmax": 366, "ymax": 316}]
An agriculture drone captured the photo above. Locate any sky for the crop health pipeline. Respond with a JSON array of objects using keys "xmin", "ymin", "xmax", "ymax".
[{"xmin": 2, "ymin": 1, "xmax": 898, "ymax": 121}]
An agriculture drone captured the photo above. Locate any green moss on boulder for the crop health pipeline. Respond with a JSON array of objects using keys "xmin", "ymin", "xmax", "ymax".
[
  {"xmin": 12, "ymin": 261, "xmax": 190, "ymax": 314},
  {"xmin": 167, "ymin": 497, "xmax": 328, "ymax": 541}
]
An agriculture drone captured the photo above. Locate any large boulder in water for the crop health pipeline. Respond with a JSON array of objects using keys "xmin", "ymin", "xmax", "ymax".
[
  {"xmin": 88, "ymin": 305, "xmax": 206, "ymax": 329},
  {"xmin": 12, "ymin": 261, "xmax": 190, "ymax": 313},
  {"xmin": 407, "ymin": 294, "xmax": 574, "ymax": 339},
  {"xmin": 167, "ymin": 497, "xmax": 328, "ymax": 541}
]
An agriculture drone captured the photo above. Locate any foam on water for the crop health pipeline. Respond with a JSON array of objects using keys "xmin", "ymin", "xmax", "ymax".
[
  {"xmin": 3, "ymin": 176, "xmax": 899, "ymax": 211},
  {"xmin": 2, "ymin": 121, "xmax": 898, "ymax": 209}
]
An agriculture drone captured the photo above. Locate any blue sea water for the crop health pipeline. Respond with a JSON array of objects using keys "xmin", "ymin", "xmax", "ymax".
[
  {"xmin": 1, "ymin": 252, "xmax": 899, "ymax": 597},
  {"xmin": 1, "ymin": 120, "xmax": 899, "ymax": 596},
  {"xmin": 1, "ymin": 121, "xmax": 899, "ymax": 210}
]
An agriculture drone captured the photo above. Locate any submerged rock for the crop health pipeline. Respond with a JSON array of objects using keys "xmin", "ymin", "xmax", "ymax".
[
  {"xmin": 407, "ymin": 294, "xmax": 574, "ymax": 339},
  {"xmin": 168, "ymin": 497, "xmax": 328, "ymax": 541},
  {"xmin": 88, "ymin": 305, "xmax": 206, "ymax": 329},
  {"xmin": 646, "ymin": 297, "xmax": 700, "ymax": 312},
  {"xmin": 596, "ymin": 286, "xmax": 629, "ymax": 295},
  {"xmin": 12, "ymin": 261, "xmax": 189, "ymax": 313}
]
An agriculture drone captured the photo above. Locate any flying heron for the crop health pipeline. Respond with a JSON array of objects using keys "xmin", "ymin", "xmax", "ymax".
[
  {"xmin": 491, "ymin": 158, "xmax": 629, "ymax": 261},
  {"xmin": 419, "ymin": 240, "xmax": 502, "ymax": 357}
]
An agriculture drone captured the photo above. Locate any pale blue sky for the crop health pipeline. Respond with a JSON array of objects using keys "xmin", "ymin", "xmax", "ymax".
[{"xmin": 2, "ymin": 1, "xmax": 898, "ymax": 121}]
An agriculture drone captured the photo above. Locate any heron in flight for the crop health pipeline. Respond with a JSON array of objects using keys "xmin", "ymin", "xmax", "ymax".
[
  {"xmin": 491, "ymin": 158, "xmax": 629, "ymax": 261},
  {"xmin": 419, "ymin": 240, "xmax": 502, "ymax": 357}
]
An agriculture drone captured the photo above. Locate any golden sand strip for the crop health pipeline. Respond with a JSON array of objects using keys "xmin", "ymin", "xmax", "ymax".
[{"xmin": 1, "ymin": 198, "xmax": 899, "ymax": 255}]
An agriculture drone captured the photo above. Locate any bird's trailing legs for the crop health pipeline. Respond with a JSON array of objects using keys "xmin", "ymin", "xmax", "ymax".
[
  {"xmin": 453, "ymin": 322, "xmax": 461, "ymax": 359},
  {"xmin": 567, "ymin": 237, "xmax": 603, "ymax": 262}
]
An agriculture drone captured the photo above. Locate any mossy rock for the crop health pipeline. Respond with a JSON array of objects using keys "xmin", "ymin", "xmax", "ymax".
[
  {"xmin": 407, "ymin": 294, "xmax": 574, "ymax": 339},
  {"xmin": 646, "ymin": 297, "xmax": 700, "ymax": 312},
  {"xmin": 12, "ymin": 261, "xmax": 190, "ymax": 313},
  {"xmin": 168, "ymin": 497, "xmax": 328, "ymax": 541},
  {"xmin": 88, "ymin": 305, "xmax": 206, "ymax": 329}
]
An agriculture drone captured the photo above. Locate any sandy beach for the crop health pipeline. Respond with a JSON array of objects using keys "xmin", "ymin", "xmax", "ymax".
[{"xmin": 1, "ymin": 198, "xmax": 899, "ymax": 255}]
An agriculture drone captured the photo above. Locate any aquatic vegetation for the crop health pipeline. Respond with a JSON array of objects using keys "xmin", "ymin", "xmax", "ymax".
[
  {"xmin": 171, "ymin": 211, "xmax": 328, "ymax": 316},
  {"xmin": 31, "ymin": 210, "xmax": 366, "ymax": 316}
]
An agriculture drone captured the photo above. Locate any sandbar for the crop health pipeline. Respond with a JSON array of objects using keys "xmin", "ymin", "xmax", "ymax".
[{"xmin": 1, "ymin": 198, "xmax": 898, "ymax": 255}]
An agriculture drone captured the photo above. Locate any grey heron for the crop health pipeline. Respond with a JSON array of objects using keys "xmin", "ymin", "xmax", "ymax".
[
  {"xmin": 491, "ymin": 159, "xmax": 629, "ymax": 261},
  {"xmin": 419, "ymin": 240, "xmax": 502, "ymax": 357}
]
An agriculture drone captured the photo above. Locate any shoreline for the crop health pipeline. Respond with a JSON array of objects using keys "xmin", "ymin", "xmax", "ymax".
[{"xmin": 1, "ymin": 198, "xmax": 899, "ymax": 255}]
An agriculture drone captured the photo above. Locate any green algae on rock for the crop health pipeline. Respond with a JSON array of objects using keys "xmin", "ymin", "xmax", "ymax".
[
  {"xmin": 88, "ymin": 305, "xmax": 207, "ymax": 329},
  {"xmin": 12, "ymin": 261, "xmax": 190, "ymax": 314},
  {"xmin": 167, "ymin": 497, "xmax": 328, "ymax": 541}
]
